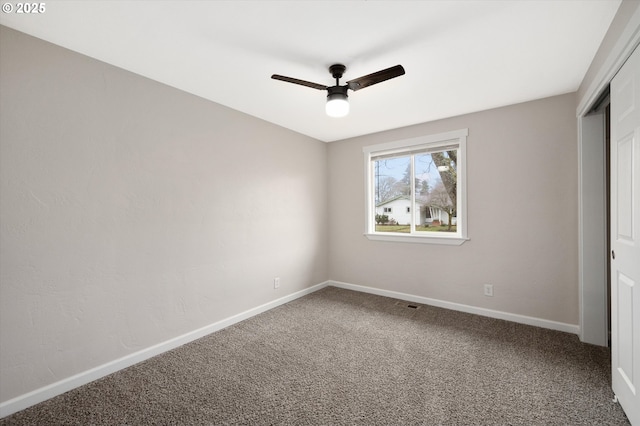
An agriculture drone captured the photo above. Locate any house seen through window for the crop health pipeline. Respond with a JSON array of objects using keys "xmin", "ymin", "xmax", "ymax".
[{"xmin": 364, "ymin": 129, "xmax": 468, "ymax": 245}]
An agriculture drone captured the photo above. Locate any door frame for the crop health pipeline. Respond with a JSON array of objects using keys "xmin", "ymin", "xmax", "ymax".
[
  {"xmin": 578, "ymin": 107, "xmax": 608, "ymax": 346},
  {"xmin": 577, "ymin": 6, "xmax": 640, "ymax": 346}
]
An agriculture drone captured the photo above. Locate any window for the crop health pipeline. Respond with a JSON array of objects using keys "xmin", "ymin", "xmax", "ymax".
[{"xmin": 363, "ymin": 129, "xmax": 468, "ymax": 245}]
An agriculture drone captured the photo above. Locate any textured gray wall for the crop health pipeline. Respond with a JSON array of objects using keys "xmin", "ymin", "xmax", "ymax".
[
  {"xmin": 328, "ymin": 93, "xmax": 579, "ymax": 325},
  {"xmin": 0, "ymin": 26, "xmax": 328, "ymax": 403}
]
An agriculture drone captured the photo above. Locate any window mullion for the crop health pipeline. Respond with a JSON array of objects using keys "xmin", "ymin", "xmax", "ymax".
[{"xmin": 410, "ymin": 154, "xmax": 416, "ymax": 234}]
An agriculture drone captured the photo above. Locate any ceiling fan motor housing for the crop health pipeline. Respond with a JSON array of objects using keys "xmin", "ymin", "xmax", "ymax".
[{"xmin": 327, "ymin": 85, "xmax": 348, "ymax": 98}]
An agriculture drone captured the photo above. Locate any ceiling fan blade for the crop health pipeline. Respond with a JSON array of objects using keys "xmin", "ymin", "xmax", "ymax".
[
  {"xmin": 346, "ymin": 65, "xmax": 405, "ymax": 91},
  {"xmin": 271, "ymin": 74, "xmax": 328, "ymax": 90}
]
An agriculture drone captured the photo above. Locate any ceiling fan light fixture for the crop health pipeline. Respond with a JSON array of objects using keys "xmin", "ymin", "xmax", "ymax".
[{"xmin": 326, "ymin": 87, "xmax": 349, "ymax": 118}]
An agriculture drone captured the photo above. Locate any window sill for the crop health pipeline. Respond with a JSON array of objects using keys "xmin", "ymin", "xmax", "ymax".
[{"xmin": 364, "ymin": 233, "xmax": 469, "ymax": 246}]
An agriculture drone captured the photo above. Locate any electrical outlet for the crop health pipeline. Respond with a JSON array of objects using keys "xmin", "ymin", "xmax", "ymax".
[
  {"xmin": 484, "ymin": 284, "xmax": 493, "ymax": 297},
  {"xmin": 274, "ymin": 277, "xmax": 280, "ymax": 289}
]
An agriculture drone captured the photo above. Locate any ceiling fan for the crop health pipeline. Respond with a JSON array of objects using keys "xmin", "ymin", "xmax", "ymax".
[{"xmin": 271, "ymin": 64, "xmax": 405, "ymax": 118}]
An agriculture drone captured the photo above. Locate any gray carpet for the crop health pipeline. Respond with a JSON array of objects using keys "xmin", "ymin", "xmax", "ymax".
[{"xmin": 1, "ymin": 286, "xmax": 630, "ymax": 425}]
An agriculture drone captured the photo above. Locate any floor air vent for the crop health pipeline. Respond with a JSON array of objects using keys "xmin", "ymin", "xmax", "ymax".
[{"xmin": 394, "ymin": 301, "xmax": 421, "ymax": 310}]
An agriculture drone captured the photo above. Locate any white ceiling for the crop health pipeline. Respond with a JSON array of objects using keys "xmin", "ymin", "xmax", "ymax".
[{"xmin": 1, "ymin": 1, "xmax": 620, "ymax": 142}]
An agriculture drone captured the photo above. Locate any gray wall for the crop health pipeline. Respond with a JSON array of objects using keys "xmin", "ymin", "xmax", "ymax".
[
  {"xmin": 0, "ymin": 26, "xmax": 328, "ymax": 402},
  {"xmin": 328, "ymin": 93, "xmax": 579, "ymax": 324},
  {"xmin": 578, "ymin": 0, "xmax": 640, "ymax": 109}
]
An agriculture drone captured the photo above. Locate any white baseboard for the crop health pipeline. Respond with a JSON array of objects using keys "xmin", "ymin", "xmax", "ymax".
[
  {"xmin": 0, "ymin": 281, "xmax": 331, "ymax": 419},
  {"xmin": 1, "ymin": 279, "xmax": 579, "ymax": 418},
  {"xmin": 328, "ymin": 280, "xmax": 581, "ymax": 335}
]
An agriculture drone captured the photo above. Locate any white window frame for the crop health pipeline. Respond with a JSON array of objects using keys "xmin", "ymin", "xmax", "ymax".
[{"xmin": 363, "ymin": 128, "xmax": 469, "ymax": 245}]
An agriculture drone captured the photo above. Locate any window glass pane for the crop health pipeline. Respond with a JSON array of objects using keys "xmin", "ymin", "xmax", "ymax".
[
  {"xmin": 373, "ymin": 156, "xmax": 411, "ymax": 233},
  {"xmin": 414, "ymin": 149, "xmax": 457, "ymax": 234}
]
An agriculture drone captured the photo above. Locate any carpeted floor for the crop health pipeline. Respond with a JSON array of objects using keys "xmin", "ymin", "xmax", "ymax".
[{"xmin": 0, "ymin": 286, "xmax": 631, "ymax": 425}]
